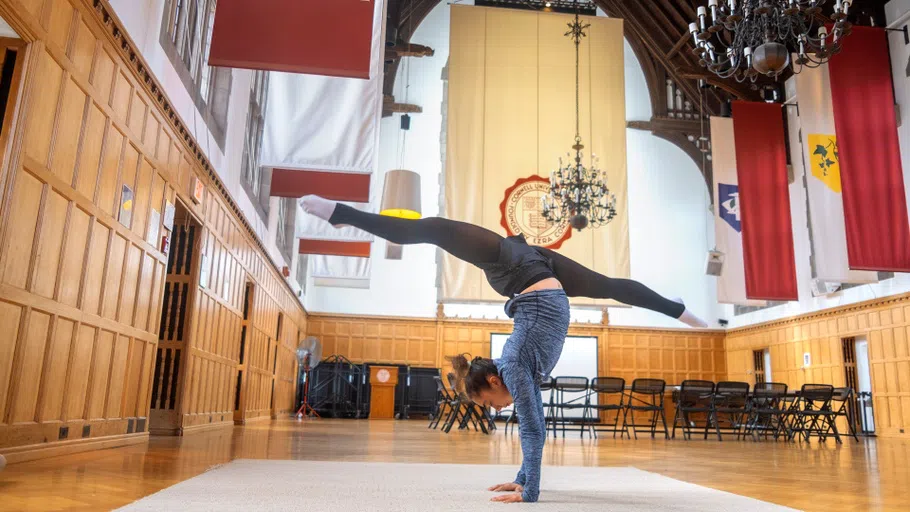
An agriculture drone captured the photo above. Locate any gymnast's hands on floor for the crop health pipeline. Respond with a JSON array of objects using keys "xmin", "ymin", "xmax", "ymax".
[
  {"xmin": 488, "ymin": 482, "xmax": 523, "ymax": 492},
  {"xmin": 490, "ymin": 493, "xmax": 523, "ymax": 503},
  {"xmin": 488, "ymin": 482, "xmax": 524, "ymax": 503}
]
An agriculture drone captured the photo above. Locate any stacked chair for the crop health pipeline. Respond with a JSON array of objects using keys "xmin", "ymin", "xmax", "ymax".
[{"xmin": 428, "ymin": 372, "xmax": 494, "ymax": 434}]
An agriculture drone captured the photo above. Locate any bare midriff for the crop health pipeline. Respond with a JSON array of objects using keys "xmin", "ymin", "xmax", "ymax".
[{"xmin": 519, "ymin": 277, "xmax": 563, "ymax": 295}]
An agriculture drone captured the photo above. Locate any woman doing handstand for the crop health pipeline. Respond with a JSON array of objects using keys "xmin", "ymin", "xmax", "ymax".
[{"xmin": 301, "ymin": 195, "xmax": 706, "ymax": 504}]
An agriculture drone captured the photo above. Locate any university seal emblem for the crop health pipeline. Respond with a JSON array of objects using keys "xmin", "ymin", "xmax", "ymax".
[{"xmin": 499, "ymin": 175, "xmax": 571, "ymax": 249}]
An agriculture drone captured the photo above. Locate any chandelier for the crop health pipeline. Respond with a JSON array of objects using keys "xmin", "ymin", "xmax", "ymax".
[
  {"xmin": 688, "ymin": 0, "xmax": 854, "ymax": 81},
  {"xmin": 541, "ymin": 4, "xmax": 617, "ymax": 231}
]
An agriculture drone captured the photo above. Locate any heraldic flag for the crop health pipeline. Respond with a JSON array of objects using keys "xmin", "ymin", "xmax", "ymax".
[
  {"xmin": 828, "ymin": 26, "xmax": 910, "ymax": 272},
  {"xmin": 794, "ymin": 62, "xmax": 878, "ymax": 283},
  {"xmin": 710, "ymin": 117, "xmax": 765, "ymax": 306},
  {"xmin": 731, "ymin": 101, "xmax": 799, "ymax": 302}
]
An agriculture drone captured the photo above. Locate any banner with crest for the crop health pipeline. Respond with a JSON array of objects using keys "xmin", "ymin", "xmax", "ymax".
[
  {"xmin": 443, "ymin": 6, "xmax": 628, "ymax": 304},
  {"xmin": 793, "ymin": 64, "xmax": 878, "ymax": 284}
]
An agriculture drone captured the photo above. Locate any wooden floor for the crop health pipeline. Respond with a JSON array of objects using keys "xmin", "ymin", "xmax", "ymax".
[{"xmin": 0, "ymin": 419, "xmax": 907, "ymax": 511}]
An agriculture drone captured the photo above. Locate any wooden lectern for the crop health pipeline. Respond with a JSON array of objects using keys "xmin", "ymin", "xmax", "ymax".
[{"xmin": 369, "ymin": 366, "xmax": 399, "ymax": 419}]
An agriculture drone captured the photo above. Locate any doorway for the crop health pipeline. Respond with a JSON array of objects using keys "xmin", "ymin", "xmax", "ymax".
[
  {"xmin": 149, "ymin": 201, "xmax": 202, "ymax": 435},
  {"xmin": 844, "ymin": 336, "xmax": 875, "ymax": 434},
  {"xmin": 0, "ymin": 22, "xmax": 26, "ymax": 208},
  {"xmin": 234, "ymin": 281, "xmax": 254, "ymax": 424},
  {"xmin": 753, "ymin": 348, "xmax": 771, "ymax": 385}
]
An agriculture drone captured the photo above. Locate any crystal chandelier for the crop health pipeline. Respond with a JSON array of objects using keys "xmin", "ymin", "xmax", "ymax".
[
  {"xmin": 689, "ymin": 0, "xmax": 854, "ymax": 81},
  {"xmin": 541, "ymin": 3, "xmax": 617, "ymax": 231}
]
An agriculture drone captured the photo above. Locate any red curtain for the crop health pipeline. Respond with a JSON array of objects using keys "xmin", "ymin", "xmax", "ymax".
[
  {"xmin": 828, "ymin": 26, "xmax": 910, "ymax": 271},
  {"xmin": 732, "ymin": 101, "xmax": 799, "ymax": 301},
  {"xmin": 209, "ymin": 0, "xmax": 375, "ymax": 79}
]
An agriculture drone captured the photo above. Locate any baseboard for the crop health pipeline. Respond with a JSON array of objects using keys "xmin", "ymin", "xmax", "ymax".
[
  {"xmin": 234, "ymin": 415, "xmax": 271, "ymax": 426},
  {"xmin": 1, "ymin": 432, "xmax": 149, "ymax": 465},
  {"xmin": 179, "ymin": 420, "xmax": 234, "ymax": 435}
]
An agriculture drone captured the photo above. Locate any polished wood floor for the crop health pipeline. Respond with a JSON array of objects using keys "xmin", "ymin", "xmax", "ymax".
[{"xmin": 0, "ymin": 419, "xmax": 907, "ymax": 511}]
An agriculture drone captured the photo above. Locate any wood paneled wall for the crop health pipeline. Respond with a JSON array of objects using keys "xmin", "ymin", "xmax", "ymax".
[
  {"xmin": 726, "ymin": 293, "xmax": 910, "ymax": 438},
  {"xmin": 307, "ymin": 314, "xmax": 725, "ymax": 386},
  {"xmin": 0, "ymin": 0, "xmax": 306, "ymax": 461}
]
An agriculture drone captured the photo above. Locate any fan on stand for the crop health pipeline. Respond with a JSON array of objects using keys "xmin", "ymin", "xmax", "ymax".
[{"xmin": 295, "ymin": 336, "xmax": 323, "ymax": 419}]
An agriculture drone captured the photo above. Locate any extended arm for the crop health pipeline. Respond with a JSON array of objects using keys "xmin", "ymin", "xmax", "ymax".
[{"xmin": 502, "ymin": 365, "xmax": 546, "ymax": 503}]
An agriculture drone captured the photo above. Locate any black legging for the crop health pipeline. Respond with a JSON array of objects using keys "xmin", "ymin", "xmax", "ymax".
[{"xmin": 330, "ymin": 205, "xmax": 685, "ymax": 319}]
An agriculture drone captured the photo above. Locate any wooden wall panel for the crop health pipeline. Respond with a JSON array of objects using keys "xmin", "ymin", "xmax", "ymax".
[
  {"xmin": 308, "ymin": 315, "xmax": 438, "ymax": 367},
  {"xmin": 306, "ymin": 315, "xmax": 722, "ymax": 388},
  {"xmin": 605, "ymin": 328, "xmax": 726, "ymax": 385},
  {"xmin": 0, "ymin": 0, "xmax": 307, "ymax": 459},
  {"xmin": 726, "ymin": 294, "xmax": 910, "ymax": 438}
]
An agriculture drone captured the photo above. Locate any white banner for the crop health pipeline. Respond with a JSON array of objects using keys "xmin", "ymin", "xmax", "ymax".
[
  {"xmin": 793, "ymin": 64, "xmax": 877, "ymax": 284},
  {"xmin": 259, "ymin": 0, "xmax": 385, "ymax": 175},
  {"xmin": 711, "ymin": 117, "xmax": 766, "ymax": 306}
]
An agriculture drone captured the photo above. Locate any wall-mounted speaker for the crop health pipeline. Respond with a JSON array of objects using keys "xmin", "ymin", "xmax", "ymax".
[{"xmin": 705, "ymin": 250, "xmax": 725, "ymax": 276}]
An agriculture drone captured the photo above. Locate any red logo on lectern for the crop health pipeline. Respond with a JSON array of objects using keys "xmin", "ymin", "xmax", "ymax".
[{"xmin": 499, "ymin": 175, "xmax": 571, "ymax": 250}]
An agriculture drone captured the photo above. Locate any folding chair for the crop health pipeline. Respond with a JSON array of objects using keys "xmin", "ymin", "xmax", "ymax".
[
  {"xmin": 710, "ymin": 381, "xmax": 751, "ymax": 440},
  {"xmin": 552, "ymin": 376, "xmax": 590, "ymax": 438},
  {"xmin": 585, "ymin": 377, "xmax": 626, "ymax": 439},
  {"xmin": 672, "ymin": 380, "xmax": 715, "ymax": 440},
  {"xmin": 745, "ymin": 382, "xmax": 789, "ymax": 440},
  {"xmin": 504, "ymin": 376, "xmax": 554, "ymax": 435},
  {"xmin": 623, "ymin": 378, "xmax": 669, "ymax": 439},
  {"xmin": 429, "ymin": 375, "xmax": 457, "ymax": 430},
  {"xmin": 790, "ymin": 384, "xmax": 840, "ymax": 443},
  {"xmin": 830, "ymin": 387, "xmax": 859, "ymax": 443}
]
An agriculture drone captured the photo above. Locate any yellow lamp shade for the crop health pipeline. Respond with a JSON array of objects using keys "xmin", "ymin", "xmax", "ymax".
[
  {"xmin": 380, "ymin": 169, "xmax": 421, "ymax": 219},
  {"xmin": 379, "ymin": 208, "xmax": 421, "ymax": 219}
]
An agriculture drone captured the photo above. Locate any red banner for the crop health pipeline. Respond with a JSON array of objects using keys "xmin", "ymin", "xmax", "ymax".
[
  {"xmin": 209, "ymin": 0, "xmax": 375, "ymax": 79},
  {"xmin": 828, "ymin": 26, "xmax": 910, "ymax": 271},
  {"xmin": 732, "ymin": 101, "xmax": 798, "ymax": 301}
]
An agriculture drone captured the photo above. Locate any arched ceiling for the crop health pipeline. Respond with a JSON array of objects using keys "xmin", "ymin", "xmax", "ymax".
[{"xmin": 382, "ymin": 0, "xmax": 891, "ymax": 189}]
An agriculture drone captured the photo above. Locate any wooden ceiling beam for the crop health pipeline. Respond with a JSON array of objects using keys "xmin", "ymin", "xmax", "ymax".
[
  {"xmin": 387, "ymin": 43, "xmax": 435, "ymax": 59},
  {"xmin": 628, "ymin": 116, "xmax": 707, "ymax": 135},
  {"xmin": 666, "ymin": 31, "xmax": 692, "ymax": 60},
  {"xmin": 382, "ymin": 94, "xmax": 423, "ymax": 118},
  {"xmin": 676, "ymin": 66, "xmax": 764, "ymax": 100},
  {"xmin": 597, "ymin": 0, "xmax": 710, "ymax": 113}
]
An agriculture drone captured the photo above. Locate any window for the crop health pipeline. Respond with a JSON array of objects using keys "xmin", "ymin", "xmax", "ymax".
[
  {"xmin": 241, "ymin": 70, "xmax": 270, "ymax": 216},
  {"xmin": 161, "ymin": 0, "xmax": 232, "ymax": 147},
  {"xmin": 296, "ymin": 254, "xmax": 308, "ymax": 295},
  {"xmin": 275, "ymin": 197, "xmax": 296, "ymax": 265}
]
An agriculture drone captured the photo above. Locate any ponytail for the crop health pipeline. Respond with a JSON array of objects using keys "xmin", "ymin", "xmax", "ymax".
[{"xmin": 445, "ymin": 353, "xmax": 499, "ymax": 397}]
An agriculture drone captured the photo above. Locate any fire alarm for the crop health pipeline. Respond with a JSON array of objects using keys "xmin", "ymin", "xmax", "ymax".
[{"xmin": 161, "ymin": 235, "xmax": 170, "ymax": 254}]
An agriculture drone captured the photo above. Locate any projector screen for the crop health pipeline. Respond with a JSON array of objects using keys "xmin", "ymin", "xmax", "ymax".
[{"xmin": 490, "ymin": 334, "xmax": 598, "ymax": 419}]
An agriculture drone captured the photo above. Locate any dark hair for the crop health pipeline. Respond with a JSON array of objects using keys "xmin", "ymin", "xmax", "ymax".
[{"xmin": 446, "ymin": 353, "xmax": 500, "ymax": 398}]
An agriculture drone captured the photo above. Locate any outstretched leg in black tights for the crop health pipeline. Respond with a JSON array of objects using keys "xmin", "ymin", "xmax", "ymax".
[
  {"xmin": 302, "ymin": 197, "xmax": 704, "ymax": 326},
  {"xmin": 327, "ymin": 202, "xmax": 503, "ymax": 266},
  {"xmin": 534, "ymin": 247, "xmax": 685, "ymax": 319}
]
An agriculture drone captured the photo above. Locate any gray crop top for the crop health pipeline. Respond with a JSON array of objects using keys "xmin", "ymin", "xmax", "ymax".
[{"xmin": 477, "ymin": 234, "xmax": 557, "ymax": 298}]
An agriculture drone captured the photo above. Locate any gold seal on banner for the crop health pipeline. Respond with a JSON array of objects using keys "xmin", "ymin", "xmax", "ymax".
[{"xmin": 499, "ymin": 175, "xmax": 571, "ymax": 249}]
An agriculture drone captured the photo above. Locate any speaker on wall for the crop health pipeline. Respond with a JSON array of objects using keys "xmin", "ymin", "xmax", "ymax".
[{"xmin": 705, "ymin": 250, "xmax": 725, "ymax": 276}]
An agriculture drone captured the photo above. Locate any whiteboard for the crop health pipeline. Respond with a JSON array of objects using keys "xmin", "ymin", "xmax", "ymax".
[{"xmin": 490, "ymin": 334, "xmax": 598, "ymax": 419}]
